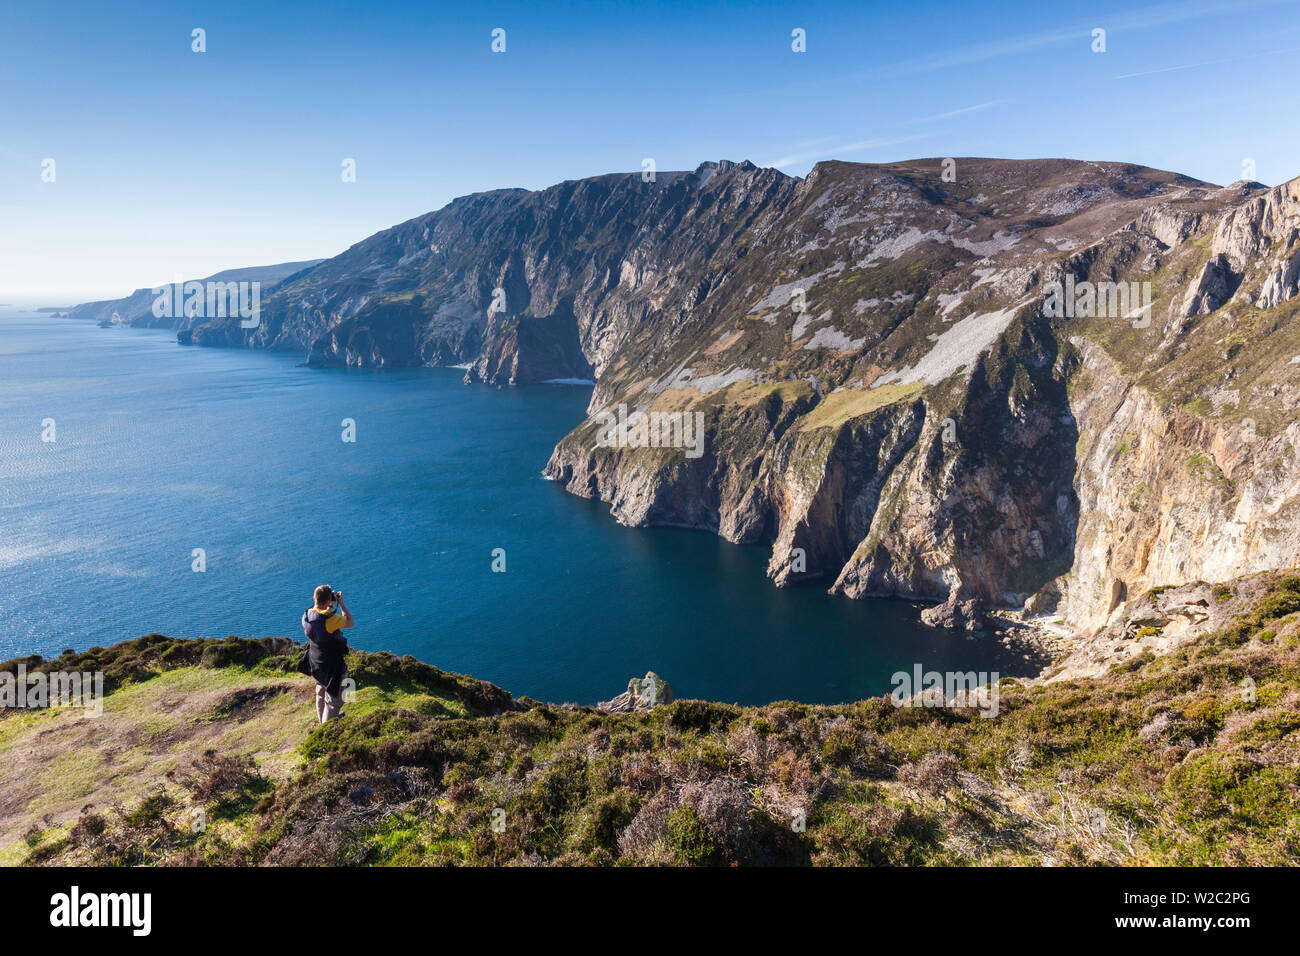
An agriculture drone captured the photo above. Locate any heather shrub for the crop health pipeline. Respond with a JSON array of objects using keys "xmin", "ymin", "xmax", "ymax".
[
  {"xmin": 617, "ymin": 789, "xmax": 674, "ymax": 861},
  {"xmin": 901, "ymin": 752, "xmax": 961, "ymax": 800},
  {"xmin": 665, "ymin": 805, "xmax": 723, "ymax": 866},
  {"xmin": 180, "ymin": 749, "xmax": 270, "ymax": 816}
]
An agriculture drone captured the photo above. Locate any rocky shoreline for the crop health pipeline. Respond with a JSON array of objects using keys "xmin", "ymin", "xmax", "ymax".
[{"xmin": 908, "ymin": 572, "xmax": 1272, "ymax": 688}]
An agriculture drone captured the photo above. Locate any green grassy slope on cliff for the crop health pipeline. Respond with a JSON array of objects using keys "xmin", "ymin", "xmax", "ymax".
[{"xmin": 4, "ymin": 577, "xmax": 1300, "ymax": 866}]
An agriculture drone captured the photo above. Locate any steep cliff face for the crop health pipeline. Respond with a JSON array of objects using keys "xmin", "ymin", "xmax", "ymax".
[
  {"xmin": 171, "ymin": 159, "xmax": 1300, "ymax": 635},
  {"xmin": 1046, "ymin": 340, "xmax": 1300, "ymax": 632},
  {"xmin": 536, "ymin": 158, "xmax": 1216, "ymax": 621},
  {"xmin": 544, "ymin": 316, "xmax": 1081, "ymax": 614},
  {"xmin": 65, "ymin": 261, "xmax": 323, "ymax": 330},
  {"xmin": 1039, "ymin": 180, "xmax": 1300, "ymax": 632},
  {"xmin": 188, "ymin": 162, "xmax": 800, "ymax": 378}
]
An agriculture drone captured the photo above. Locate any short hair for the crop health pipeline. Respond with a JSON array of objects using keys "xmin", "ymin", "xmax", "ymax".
[{"xmin": 314, "ymin": 585, "xmax": 334, "ymax": 607}]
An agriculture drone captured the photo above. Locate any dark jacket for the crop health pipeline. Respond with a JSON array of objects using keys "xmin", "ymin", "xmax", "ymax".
[{"xmin": 302, "ymin": 607, "xmax": 348, "ymax": 698}]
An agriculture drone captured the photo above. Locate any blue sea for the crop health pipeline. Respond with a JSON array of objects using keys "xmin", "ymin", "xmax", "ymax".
[{"xmin": 0, "ymin": 309, "xmax": 1024, "ymax": 704}]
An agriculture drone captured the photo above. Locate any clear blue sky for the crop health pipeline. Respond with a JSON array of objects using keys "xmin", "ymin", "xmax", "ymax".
[{"xmin": 3, "ymin": 0, "xmax": 1298, "ymax": 301}]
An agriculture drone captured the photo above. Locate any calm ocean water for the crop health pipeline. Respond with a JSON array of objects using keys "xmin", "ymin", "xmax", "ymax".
[{"xmin": 0, "ymin": 309, "xmax": 1024, "ymax": 704}]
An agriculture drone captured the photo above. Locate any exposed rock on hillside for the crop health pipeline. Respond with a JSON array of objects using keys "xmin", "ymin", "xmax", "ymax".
[
  {"xmin": 597, "ymin": 672, "xmax": 673, "ymax": 712},
  {"xmin": 1040, "ymin": 572, "xmax": 1288, "ymax": 683}
]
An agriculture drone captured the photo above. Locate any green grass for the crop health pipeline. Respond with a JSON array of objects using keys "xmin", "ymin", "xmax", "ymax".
[
  {"xmin": 6, "ymin": 574, "xmax": 1300, "ymax": 866},
  {"xmin": 793, "ymin": 383, "xmax": 923, "ymax": 431}
]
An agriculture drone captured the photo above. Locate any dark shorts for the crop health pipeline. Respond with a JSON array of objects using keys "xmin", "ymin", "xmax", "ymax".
[{"xmin": 308, "ymin": 645, "xmax": 347, "ymax": 698}]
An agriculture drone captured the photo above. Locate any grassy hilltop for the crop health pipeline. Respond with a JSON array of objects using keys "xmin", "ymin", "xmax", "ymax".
[{"xmin": 4, "ymin": 574, "xmax": 1300, "ymax": 866}]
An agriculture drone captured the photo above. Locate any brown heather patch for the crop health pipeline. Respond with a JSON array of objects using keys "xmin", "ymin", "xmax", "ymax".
[{"xmin": 7, "ymin": 572, "xmax": 1300, "ymax": 866}]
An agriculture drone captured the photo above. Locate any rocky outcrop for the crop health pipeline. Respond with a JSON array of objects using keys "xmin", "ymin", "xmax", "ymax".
[
  {"xmin": 1211, "ymin": 180, "xmax": 1299, "ymax": 269},
  {"xmin": 920, "ymin": 594, "xmax": 988, "ymax": 631},
  {"xmin": 1180, "ymin": 253, "xmax": 1238, "ymax": 316},
  {"xmin": 1257, "ymin": 242, "xmax": 1300, "ymax": 310},
  {"xmin": 1206, "ymin": 179, "xmax": 1300, "ymax": 311},
  {"xmin": 597, "ymin": 672, "xmax": 672, "ymax": 712},
  {"xmin": 1039, "ymin": 572, "xmax": 1284, "ymax": 683}
]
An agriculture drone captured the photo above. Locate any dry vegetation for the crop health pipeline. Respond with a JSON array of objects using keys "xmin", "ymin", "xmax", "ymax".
[{"xmin": 4, "ymin": 572, "xmax": 1299, "ymax": 866}]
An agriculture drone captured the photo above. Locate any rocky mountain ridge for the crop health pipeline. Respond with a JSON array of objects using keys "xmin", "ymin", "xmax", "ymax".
[
  {"xmin": 76, "ymin": 158, "xmax": 1300, "ymax": 637},
  {"xmin": 62, "ymin": 260, "xmax": 324, "ymax": 330}
]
